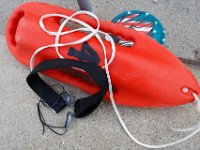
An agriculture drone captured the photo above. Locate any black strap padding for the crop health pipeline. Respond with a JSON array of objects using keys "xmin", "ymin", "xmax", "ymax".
[{"xmin": 27, "ymin": 59, "xmax": 108, "ymax": 118}]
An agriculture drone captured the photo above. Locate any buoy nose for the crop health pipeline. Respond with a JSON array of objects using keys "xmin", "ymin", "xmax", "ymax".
[
  {"xmin": 171, "ymin": 67, "xmax": 200, "ymax": 105},
  {"xmin": 181, "ymin": 86, "xmax": 200, "ymax": 98}
]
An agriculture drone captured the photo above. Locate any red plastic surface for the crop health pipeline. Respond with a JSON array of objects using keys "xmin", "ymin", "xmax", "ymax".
[{"xmin": 6, "ymin": 2, "xmax": 200, "ymax": 107}]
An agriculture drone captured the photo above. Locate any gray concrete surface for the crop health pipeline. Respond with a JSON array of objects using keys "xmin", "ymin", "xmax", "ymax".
[{"xmin": 0, "ymin": 0, "xmax": 200, "ymax": 150}]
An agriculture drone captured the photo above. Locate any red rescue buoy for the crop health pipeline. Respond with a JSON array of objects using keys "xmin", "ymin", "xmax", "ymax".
[{"xmin": 6, "ymin": 2, "xmax": 200, "ymax": 107}]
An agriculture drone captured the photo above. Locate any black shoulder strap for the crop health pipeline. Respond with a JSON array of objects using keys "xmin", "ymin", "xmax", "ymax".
[{"xmin": 26, "ymin": 59, "xmax": 108, "ymax": 118}]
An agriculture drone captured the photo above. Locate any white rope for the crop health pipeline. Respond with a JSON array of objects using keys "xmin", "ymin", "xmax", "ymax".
[
  {"xmin": 30, "ymin": 11, "xmax": 116, "ymax": 70},
  {"xmin": 171, "ymin": 93, "xmax": 200, "ymax": 133},
  {"xmin": 30, "ymin": 10, "xmax": 200, "ymax": 149}
]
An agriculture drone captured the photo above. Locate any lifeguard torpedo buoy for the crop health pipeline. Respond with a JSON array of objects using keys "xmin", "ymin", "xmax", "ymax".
[{"xmin": 6, "ymin": 2, "xmax": 200, "ymax": 107}]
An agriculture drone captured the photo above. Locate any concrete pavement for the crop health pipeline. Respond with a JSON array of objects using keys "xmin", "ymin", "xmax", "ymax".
[{"xmin": 0, "ymin": 0, "xmax": 200, "ymax": 149}]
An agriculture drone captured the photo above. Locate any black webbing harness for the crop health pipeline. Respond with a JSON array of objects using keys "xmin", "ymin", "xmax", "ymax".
[{"xmin": 27, "ymin": 59, "xmax": 108, "ymax": 134}]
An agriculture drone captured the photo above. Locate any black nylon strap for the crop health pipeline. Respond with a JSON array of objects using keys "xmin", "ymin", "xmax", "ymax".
[{"xmin": 27, "ymin": 59, "xmax": 108, "ymax": 118}]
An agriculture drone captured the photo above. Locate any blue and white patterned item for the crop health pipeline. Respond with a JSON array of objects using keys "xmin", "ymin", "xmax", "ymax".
[{"xmin": 111, "ymin": 10, "xmax": 166, "ymax": 46}]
